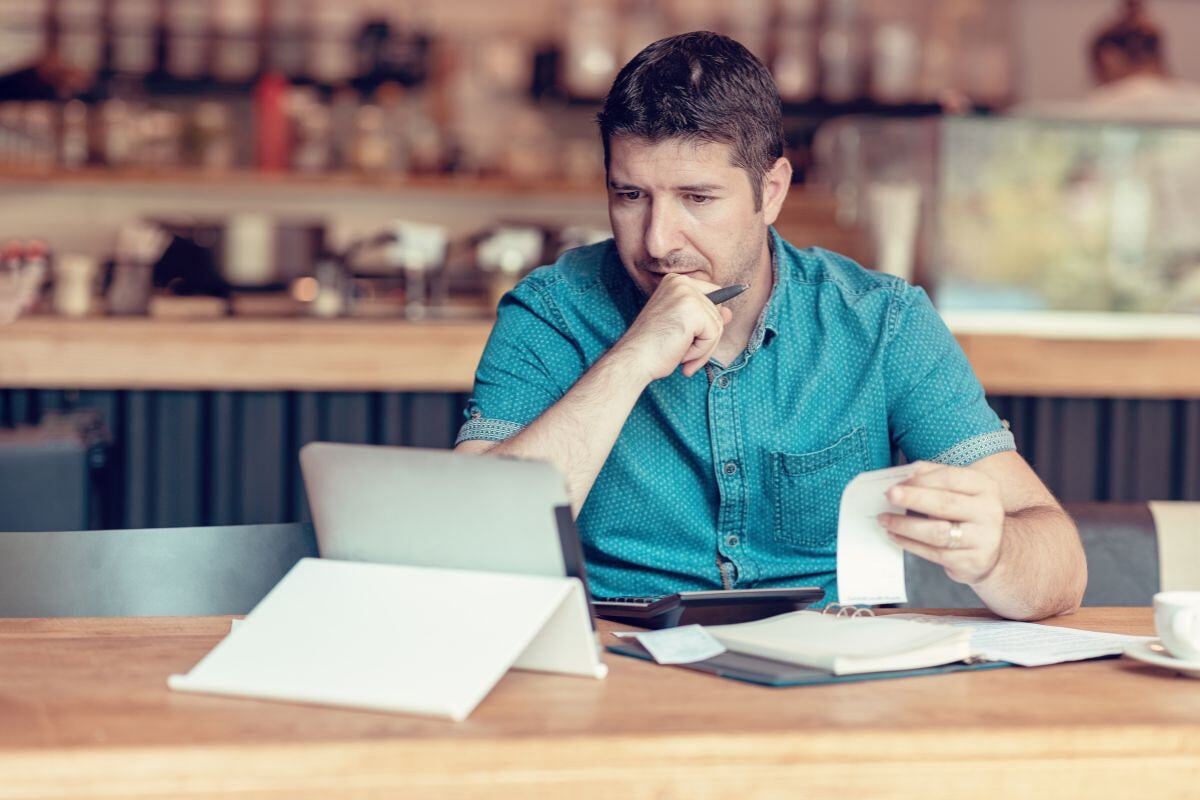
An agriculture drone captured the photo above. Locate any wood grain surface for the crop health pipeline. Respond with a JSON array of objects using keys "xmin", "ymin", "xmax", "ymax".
[
  {"xmin": 3, "ymin": 316, "xmax": 1198, "ymax": 396},
  {"xmin": 0, "ymin": 609, "xmax": 1197, "ymax": 799}
]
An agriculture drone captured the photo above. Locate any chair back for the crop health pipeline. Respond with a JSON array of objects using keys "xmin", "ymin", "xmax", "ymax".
[
  {"xmin": 0, "ymin": 523, "xmax": 317, "ymax": 617},
  {"xmin": 902, "ymin": 502, "xmax": 1163, "ymax": 609}
]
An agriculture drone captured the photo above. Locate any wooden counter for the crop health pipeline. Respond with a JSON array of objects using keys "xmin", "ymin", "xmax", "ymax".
[
  {"xmin": 1, "ymin": 609, "xmax": 1197, "ymax": 799},
  {"xmin": 3, "ymin": 314, "xmax": 1199, "ymax": 397}
]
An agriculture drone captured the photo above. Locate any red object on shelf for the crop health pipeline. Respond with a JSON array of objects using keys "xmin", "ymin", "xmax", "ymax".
[{"xmin": 255, "ymin": 72, "xmax": 291, "ymax": 171}]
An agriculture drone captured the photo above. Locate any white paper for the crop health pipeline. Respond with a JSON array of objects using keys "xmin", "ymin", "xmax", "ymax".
[
  {"xmin": 836, "ymin": 464, "xmax": 917, "ymax": 606},
  {"xmin": 631, "ymin": 625, "xmax": 727, "ymax": 665},
  {"xmin": 891, "ymin": 613, "xmax": 1155, "ymax": 667}
]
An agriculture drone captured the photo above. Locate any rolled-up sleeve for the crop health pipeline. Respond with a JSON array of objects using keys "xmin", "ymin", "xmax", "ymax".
[
  {"xmin": 456, "ymin": 276, "xmax": 586, "ymax": 445},
  {"xmin": 883, "ymin": 285, "xmax": 1015, "ymax": 465}
]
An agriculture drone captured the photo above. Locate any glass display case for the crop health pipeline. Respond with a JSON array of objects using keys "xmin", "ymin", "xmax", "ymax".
[{"xmin": 934, "ymin": 117, "xmax": 1200, "ymax": 314}]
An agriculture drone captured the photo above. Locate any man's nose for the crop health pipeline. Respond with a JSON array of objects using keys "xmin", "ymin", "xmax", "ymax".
[{"xmin": 644, "ymin": 199, "xmax": 685, "ymax": 261}]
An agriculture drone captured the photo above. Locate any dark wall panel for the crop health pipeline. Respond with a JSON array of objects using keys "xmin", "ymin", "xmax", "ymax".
[{"xmin": 0, "ymin": 389, "xmax": 1195, "ymax": 531}]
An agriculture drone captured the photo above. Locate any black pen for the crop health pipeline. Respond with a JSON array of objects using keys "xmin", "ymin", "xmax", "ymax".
[{"xmin": 705, "ymin": 284, "xmax": 749, "ymax": 305}]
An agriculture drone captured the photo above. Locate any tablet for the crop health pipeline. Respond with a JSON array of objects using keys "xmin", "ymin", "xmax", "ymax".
[{"xmin": 593, "ymin": 587, "xmax": 824, "ymax": 629}]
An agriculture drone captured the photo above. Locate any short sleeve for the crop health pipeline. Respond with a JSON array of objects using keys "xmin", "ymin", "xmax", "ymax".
[
  {"xmin": 884, "ymin": 285, "xmax": 1015, "ymax": 465},
  {"xmin": 456, "ymin": 279, "xmax": 587, "ymax": 445}
]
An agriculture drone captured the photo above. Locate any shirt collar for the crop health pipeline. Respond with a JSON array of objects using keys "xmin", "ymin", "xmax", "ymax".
[{"xmin": 748, "ymin": 227, "xmax": 787, "ymax": 353}]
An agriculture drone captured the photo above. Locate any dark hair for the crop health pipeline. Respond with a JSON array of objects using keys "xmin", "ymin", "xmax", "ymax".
[
  {"xmin": 1091, "ymin": 0, "xmax": 1163, "ymax": 70},
  {"xmin": 596, "ymin": 31, "xmax": 785, "ymax": 210}
]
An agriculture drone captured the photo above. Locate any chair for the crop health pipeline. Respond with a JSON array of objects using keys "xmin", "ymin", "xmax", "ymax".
[
  {"xmin": 903, "ymin": 502, "xmax": 1189, "ymax": 609},
  {"xmin": 0, "ymin": 523, "xmax": 317, "ymax": 617}
]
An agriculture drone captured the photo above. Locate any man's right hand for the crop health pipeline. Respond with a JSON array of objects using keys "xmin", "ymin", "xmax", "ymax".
[{"xmin": 615, "ymin": 273, "xmax": 733, "ymax": 382}]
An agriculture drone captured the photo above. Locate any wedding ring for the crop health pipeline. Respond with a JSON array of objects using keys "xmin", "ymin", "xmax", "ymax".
[{"xmin": 947, "ymin": 523, "xmax": 964, "ymax": 549}]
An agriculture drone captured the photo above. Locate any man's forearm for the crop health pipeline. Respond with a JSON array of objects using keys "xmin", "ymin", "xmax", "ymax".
[
  {"xmin": 970, "ymin": 505, "xmax": 1087, "ymax": 621},
  {"xmin": 488, "ymin": 347, "xmax": 651, "ymax": 514}
]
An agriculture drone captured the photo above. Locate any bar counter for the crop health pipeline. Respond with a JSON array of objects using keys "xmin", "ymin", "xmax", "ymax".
[{"xmin": 3, "ymin": 311, "xmax": 1200, "ymax": 397}]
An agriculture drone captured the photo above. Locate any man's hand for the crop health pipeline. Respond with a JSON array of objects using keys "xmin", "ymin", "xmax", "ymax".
[
  {"xmin": 615, "ymin": 273, "xmax": 733, "ymax": 381},
  {"xmin": 876, "ymin": 461, "xmax": 1006, "ymax": 585}
]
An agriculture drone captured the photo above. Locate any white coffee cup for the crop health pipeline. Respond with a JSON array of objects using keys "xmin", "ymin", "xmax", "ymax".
[{"xmin": 1154, "ymin": 591, "xmax": 1200, "ymax": 661}]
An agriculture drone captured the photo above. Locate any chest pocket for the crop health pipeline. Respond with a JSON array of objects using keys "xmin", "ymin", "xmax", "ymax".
[{"xmin": 771, "ymin": 427, "xmax": 868, "ymax": 553}]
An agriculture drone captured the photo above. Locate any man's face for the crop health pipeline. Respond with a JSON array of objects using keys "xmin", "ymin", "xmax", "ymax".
[{"xmin": 606, "ymin": 136, "xmax": 770, "ymax": 302}]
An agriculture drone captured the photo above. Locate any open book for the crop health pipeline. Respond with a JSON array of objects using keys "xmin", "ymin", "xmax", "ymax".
[{"xmin": 704, "ymin": 610, "xmax": 972, "ymax": 676}]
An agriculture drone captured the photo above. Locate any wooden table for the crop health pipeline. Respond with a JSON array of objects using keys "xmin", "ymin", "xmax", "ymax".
[{"xmin": 1, "ymin": 609, "xmax": 1197, "ymax": 799}]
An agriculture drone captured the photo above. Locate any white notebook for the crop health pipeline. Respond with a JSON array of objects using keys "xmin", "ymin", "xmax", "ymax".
[{"xmin": 705, "ymin": 610, "xmax": 972, "ymax": 676}]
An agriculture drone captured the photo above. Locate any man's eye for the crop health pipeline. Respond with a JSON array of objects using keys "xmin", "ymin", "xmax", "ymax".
[
  {"xmin": 689, "ymin": 194, "xmax": 713, "ymax": 205},
  {"xmin": 617, "ymin": 191, "xmax": 642, "ymax": 201}
]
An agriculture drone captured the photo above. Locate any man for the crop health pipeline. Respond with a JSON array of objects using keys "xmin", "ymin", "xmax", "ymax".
[
  {"xmin": 456, "ymin": 32, "xmax": 1086, "ymax": 621},
  {"xmin": 1026, "ymin": 0, "xmax": 1200, "ymax": 123}
]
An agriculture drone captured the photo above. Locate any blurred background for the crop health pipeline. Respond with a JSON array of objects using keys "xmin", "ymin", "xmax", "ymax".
[{"xmin": 1, "ymin": 0, "xmax": 1198, "ymax": 533}]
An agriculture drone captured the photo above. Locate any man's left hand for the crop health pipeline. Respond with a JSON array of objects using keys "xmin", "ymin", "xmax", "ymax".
[{"xmin": 876, "ymin": 461, "xmax": 1005, "ymax": 585}]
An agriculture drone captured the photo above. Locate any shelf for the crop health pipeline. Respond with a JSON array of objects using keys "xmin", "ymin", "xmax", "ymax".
[{"xmin": 0, "ymin": 166, "xmax": 607, "ymax": 198}]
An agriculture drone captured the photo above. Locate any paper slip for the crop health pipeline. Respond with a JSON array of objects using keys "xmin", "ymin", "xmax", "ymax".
[
  {"xmin": 836, "ymin": 464, "xmax": 918, "ymax": 606},
  {"xmin": 891, "ymin": 613, "xmax": 1155, "ymax": 667},
  {"xmin": 612, "ymin": 625, "xmax": 727, "ymax": 665}
]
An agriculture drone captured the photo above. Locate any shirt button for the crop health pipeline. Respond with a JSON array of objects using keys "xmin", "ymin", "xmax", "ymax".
[
  {"xmin": 723, "ymin": 461, "xmax": 738, "ymax": 476},
  {"xmin": 717, "ymin": 375, "xmax": 730, "ymax": 388},
  {"xmin": 726, "ymin": 534, "xmax": 740, "ymax": 547}
]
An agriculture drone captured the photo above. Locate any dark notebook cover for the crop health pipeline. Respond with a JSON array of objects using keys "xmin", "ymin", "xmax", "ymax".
[{"xmin": 607, "ymin": 640, "xmax": 1013, "ymax": 687}]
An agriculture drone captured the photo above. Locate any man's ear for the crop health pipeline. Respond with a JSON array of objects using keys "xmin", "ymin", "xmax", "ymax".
[{"xmin": 761, "ymin": 157, "xmax": 793, "ymax": 226}]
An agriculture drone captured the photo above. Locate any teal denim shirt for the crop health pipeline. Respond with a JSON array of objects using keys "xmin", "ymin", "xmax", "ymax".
[{"xmin": 457, "ymin": 229, "xmax": 1015, "ymax": 602}]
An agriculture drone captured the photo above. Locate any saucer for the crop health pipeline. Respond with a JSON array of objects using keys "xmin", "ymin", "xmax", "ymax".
[{"xmin": 1124, "ymin": 640, "xmax": 1200, "ymax": 678}]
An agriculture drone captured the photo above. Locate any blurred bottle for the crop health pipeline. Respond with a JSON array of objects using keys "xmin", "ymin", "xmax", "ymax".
[
  {"xmin": 212, "ymin": 0, "xmax": 261, "ymax": 84},
  {"xmin": 110, "ymin": 0, "xmax": 158, "ymax": 77},
  {"xmin": 870, "ymin": 20, "xmax": 921, "ymax": 105},
  {"xmin": 0, "ymin": 1, "xmax": 46, "ymax": 78},
  {"xmin": 404, "ymin": 96, "xmax": 443, "ymax": 175},
  {"xmin": 164, "ymin": 0, "xmax": 210, "ymax": 81},
  {"xmin": 22, "ymin": 240, "xmax": 50, "ymax": 314},
  {"xmin": 268, "ymin": 0, "xmax": 310, "ymax": 81},
  {"xmin": 59, "ymin": 99, "xmax": 89, "ymax": 169},
  {"xmin": 24, "ymin": 103, "xmax": 56, "ymax": 169},
  {"xmin": 820, "ymin": 0, "xmax": 864, "ymax": 104},
  {"xmin": 374, "ymin": 82, "xmax": 409, "ymax": 174},
  {"xmin": 773, "ymin": 0, "xmax": 819, "ymax": 103},
  {"xmin": 53, "ymin": 254, "xmax": 99, "ymax": 317},
  {"xmin": 288, "ymin": 87, "xmax": 332, "ymax": 173},
  {"xmin": 191, "ymin": 101, "xmax": 235, "ymax": 171},
  {"xmin": 505, "ymin": 106, "xmax": 555, "ymax": 182},
  {"xmin": 57, "ymin": 0, "xmax": 104, "ymax": 76},
  {"xmin": 388, "ymin": 221, "xmax": 449, "ymax": 320},
  {"xmin": 476, "ymin": 226, "xmax": 544, "ymax": 313},
  {"xmin": 100, "ymin": 98, "xmax": 136, "ymax": 167},
  {"xmin": 137, "ymin": 109, "xmax": 182, "ymax": 168},
  {"xmin": 621, "ymin": 0, "xmax": 666, "ymax": 65},
  {"xmin": 0, "ymin": 240, "xmax": 50, "ymax": 323},
  {"xmin": 223, "ymin": 213, "xmax": 276, "ymax": 287},
  {"xmin": 352, "ymin": 103, "xmax": 389, "ymax": 173},
  {"xmin": 724, "ymin": 0, "xmax": 772, "ymax": 63},
  {"xmin": 310, "ymin": 5, "xmax": 356, "ymax": 86},
  {"xmin": 563, "ymin": 0, "xmax": 618, "ymax": 98},
  {"xmin": 255, "ymin": 71, "xmax": 290, "ymax": 171}
]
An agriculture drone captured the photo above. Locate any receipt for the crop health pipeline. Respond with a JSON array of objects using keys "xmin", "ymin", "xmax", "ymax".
[
  {"xmin": 624, "ymin": 625, "xmax": 727, "ymax": 665},
  {"xmin": 836, "ymin": 464, "xmax": 917, "ymax": 606}
]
